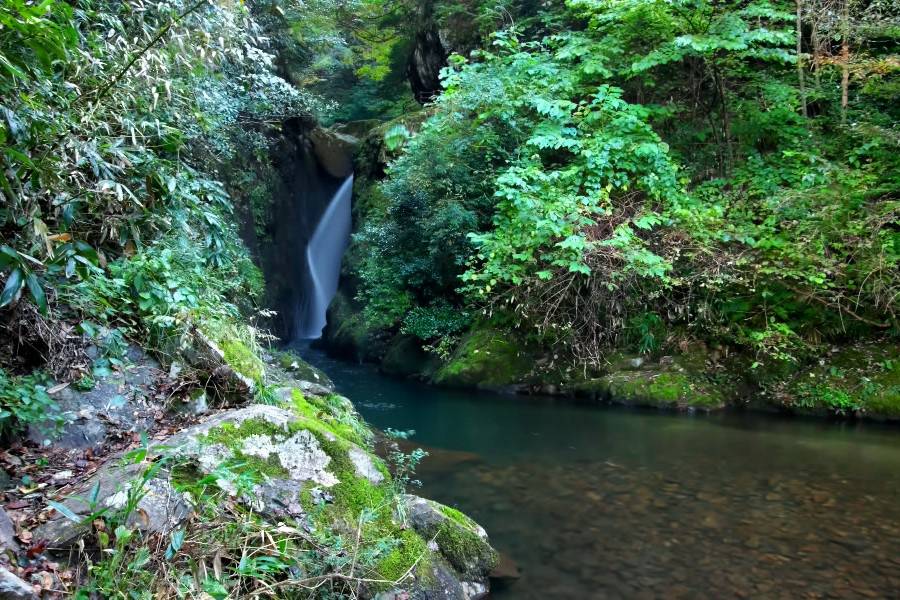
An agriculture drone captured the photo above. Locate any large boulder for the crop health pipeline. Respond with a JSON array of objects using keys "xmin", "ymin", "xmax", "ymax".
[
  {"xmin": 309, "ymin": 127, "xmax": 359, "ymax": 179},
  {"xmin": 403, "ymin": 496, "xmax": 497, "ymax": 582},
  {"xmin": 573, "ymin": 348, "xmax": 737, "ymax": 411},
  {"xmin": 30, "ymin": 345, "xmax": 162, "ymax": 450},
  {"xmin": 432, "ymin": 328, "xmax": 533, "ymax": 392},
  {"xmin": 35, "ymin": 386, "xmax": 497, "ymax": 599}
]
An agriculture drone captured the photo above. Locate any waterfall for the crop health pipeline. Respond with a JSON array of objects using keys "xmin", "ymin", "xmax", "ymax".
[{"xmin": 296, "ymin": 175, "xmax": 353, "ymax": 339}]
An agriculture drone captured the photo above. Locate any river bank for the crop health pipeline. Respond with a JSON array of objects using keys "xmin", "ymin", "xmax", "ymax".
[
  {"xmin": 319, "ymin": 303, "xmax": 900, "ymax": 423},
  {"xmin": 295, "ymin": 343, "xmax": 900, "ymax": 600}
]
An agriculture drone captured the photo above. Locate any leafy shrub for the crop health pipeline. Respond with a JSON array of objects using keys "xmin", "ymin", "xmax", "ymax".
[
  {"xmin": 0, "ymin": 370, "xmax": 65, "ymax": 436},
  {"xmin": 402, "ymin": 304, "xmax": 471, "ymax": 341}
]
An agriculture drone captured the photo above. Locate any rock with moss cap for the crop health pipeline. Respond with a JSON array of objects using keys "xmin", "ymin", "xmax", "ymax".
[
  {"xmin": 775, "ymin": 340, "xmax": 900, "ymax": 419},
  {"xmin": 403, "ymin": 496, "xmax": 497, "ymax": 586},
  {"xmin": 37, "ymin": 390, "xmax": 496, "ymax": 599},
  {"xmin": 575, "ymin": 348, "xmax": 737, "ymax": 411},
  {"xmin": 432, "ymin": 328, "xmax": 534, "ymax": 392}
]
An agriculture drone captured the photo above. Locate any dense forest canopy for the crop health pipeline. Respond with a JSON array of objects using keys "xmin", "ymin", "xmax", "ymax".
[
  {"xmin": 0, "ymin": 0, "xmax": 898, "ymax": 596},
  {"xmin": 350, "ymin": 0, "xmax": 899, "ymax": 371},
  {"xmin": 0, "ymin": 0, "xmax": 897, "ymax": 407}
]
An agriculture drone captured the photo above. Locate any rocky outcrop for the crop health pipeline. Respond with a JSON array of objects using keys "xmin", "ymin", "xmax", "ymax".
[
  {"xmin": 35, "ymin": 365, "xmax": 497, "ymax": 599},
  {"xmin": 404, "ymin": 495, "xmax": 497, "ymax": 581},
  {"xmin": 309, "ymin": 127, "xmax": 359, "ymax": 179},
  {"xmin": 0, "ymin": 567, "xmax": 36, "ymax": 600},
  {"xmin": 573, "ymin": 350, "xmax": 737, "ymax": 411},
  {"xmin": 29, "ymin": 344, "xmax": 162, "ymax": 450}
]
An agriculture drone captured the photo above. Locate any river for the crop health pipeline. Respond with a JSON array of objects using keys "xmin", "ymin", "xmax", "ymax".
[{"xmin": 296, "ymin": 344, "xmax": 900, "ymax": 599}]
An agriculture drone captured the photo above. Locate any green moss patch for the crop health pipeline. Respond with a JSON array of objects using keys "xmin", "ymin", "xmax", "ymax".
[
  {"xmin": 272, "ymin": 350, "xmax": 333, "ymax": 387},
  {"xmin": 377, "ymin": 528, "xmax": 429, "ymax": 582},
  {"xmin": 433, "ymin": 327, "xmax": 533, "ymax": 388},
  {"xmin": 434, "ymin": 518, "xmax": 497, "ymax": 576},
  {"xmin": 219, "ymin": 338, "xmax": 265, "ymax": 383},
  {"xmin": 200, "ymin": 419, "xmax": 290, "ymax": 479},
  {"xmin": 782, "ymin": 341, "xmax": 900, "ymax": 418},
  {"xmin": 290, "ymin": 390, "xmax": 369, "ymax": 446},
  {"xmin": 598, "ymin": 369, "xmax": 729, "ymax": 410}
]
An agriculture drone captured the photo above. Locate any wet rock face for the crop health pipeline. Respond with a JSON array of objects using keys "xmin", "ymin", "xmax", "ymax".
[{"xmin": 309, "ymin": 128, "xmax": 359, "ymax": 179}]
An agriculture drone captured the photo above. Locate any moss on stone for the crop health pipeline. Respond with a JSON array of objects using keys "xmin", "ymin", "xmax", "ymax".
[
  {"xmin": 273, "ymin": 350, "xmax": 333, "ymax": 387},
  {"xmin": 859, "ymin": 363, "xmax": 900, "ymax": 418},
  {"xmin": 438, "ymin": 505, "xmax": 478, "ymax": 530},
  {"xmin": 382, "ymin": 334, "xmax": 434, "ymax": 378},
  {"xmin": 433, "ymin": 327, "xmax": 533, "ymax": 388},
  {"xmin": 376, "ymin": 528, "xmax": 429, "ymax": 583},
  {"xmin": 201, "ymin": 419, "xmax": 291, "ymax": 479},
  {"xmin": 288, "ymin": 390, "xmax": 368, "ymax": 446},
  {"xmin": 600, "ymin": 369, "xmax": 728, "ymax": 409},
  {"xmin": 219, "ymin": 338, "xmax": 265, "ymax": 383},
  {"xmin": 435, "ymin": 519, "xmax": 497, "ymax": 575},
  {"xmin": 782, "ymin": 341, "xmax": 900, "ymax": 419}
]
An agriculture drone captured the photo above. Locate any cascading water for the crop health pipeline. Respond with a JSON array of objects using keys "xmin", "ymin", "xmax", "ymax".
[{"xmin": 295, "ymin": 175, "xmax": 353, "ymax": 339}]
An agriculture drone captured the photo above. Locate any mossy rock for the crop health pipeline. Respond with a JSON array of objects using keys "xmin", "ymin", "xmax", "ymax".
[
  {"xmin": 403, "ymin": 495, "xmax": 497, "ymax": 581},
  {"xmin": 219, "ymin": 337, "xmax": 266, "ymax": 383},
  {"xmin": 778, "ymin": 340, "xmax": 900, "ymax": 419},
  {"xmin": 594, "ymin": 370, "xmax": 729, "ymax": 410},
  {"xmin": 432, "ymin": 328, "xmax": 534, "ymax": 390},
  {"xmin": 575, "ymin": 349, "xmax": 735, "ymax": 410},
  {"xmin": 269, "ymin": 348, "xmax": 334, "ymax": 390},
  {"xmin": 322, "ymin": 291, "xmax": 372, "ymax": 361},
  {"xmin": 381, "ymin": 334, "xmax": 438, "ymax": 378}
]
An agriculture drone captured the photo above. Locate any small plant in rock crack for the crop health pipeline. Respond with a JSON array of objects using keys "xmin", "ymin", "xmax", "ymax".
[{"xmin": 385, "ymin": 429, "xmax": 429, "ymax": 524}]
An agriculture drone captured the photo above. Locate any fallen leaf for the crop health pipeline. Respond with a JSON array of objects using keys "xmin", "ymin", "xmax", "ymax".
[
  {"xmin": 47, "ymin": 383, "xmax": 70, "ymax": 395},
  {"xmin": 26, "ymin": 539, "xmax": 48, "ymax": 559}
]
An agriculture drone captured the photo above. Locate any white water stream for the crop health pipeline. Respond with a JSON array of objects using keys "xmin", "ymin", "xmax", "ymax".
[{"xmin": 296, "ymin": 174, "xmax": 353, "ymax": 339}]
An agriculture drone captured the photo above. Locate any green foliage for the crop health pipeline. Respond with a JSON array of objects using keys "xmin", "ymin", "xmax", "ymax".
[
  {"xmin": 0, "ymin": 369, "xmax": 65, "ymax": 436},
  {"xmin": 402, "ymin": 304, "xmax": 471, "ymax": 341},
  {"xmin": 792, "ymin": 382, "xmax": 862, "ymax": 414},
  {"xmin": 0, "ymin": 0, "xmax": 309, "ymax": 327},
  {"xmin": 350, "ymin": 0, "xmax": 898, "ymax": 371}
]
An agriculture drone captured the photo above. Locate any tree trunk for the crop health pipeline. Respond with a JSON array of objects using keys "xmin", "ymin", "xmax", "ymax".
[
  {"xmin": 840, "ymin": 0, "xmax": 850, "ymax": 124},
  {"xmin": 811, "ymin": 17, "xmax": 821, "ymax": 87},
  {"xmin": 796, "ymin": 0, "xmax": 808, "ymax": 117},
  {"xmin": 711, "ymin": 63, "xmax": 733, "ymax": 174},
  {"xmin": 407, "ymin": 0, "xmax": 448, "ymax": 104}
]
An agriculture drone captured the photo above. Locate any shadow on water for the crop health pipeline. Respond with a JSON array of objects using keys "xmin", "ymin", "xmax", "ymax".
[{"xmin": 294, "ymin": 343, "xmax": 900, "ymax": 599}]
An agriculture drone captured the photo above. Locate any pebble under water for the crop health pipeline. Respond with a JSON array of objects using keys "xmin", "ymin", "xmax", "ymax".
[{"xmin": 297, "ymin": 345, "xmax": 900, "ymax": 599}]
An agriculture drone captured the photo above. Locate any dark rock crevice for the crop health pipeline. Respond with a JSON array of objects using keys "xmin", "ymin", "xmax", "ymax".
[
  {"xmin": 237, "ymin": 119, "xmax": 357, "ymax": 342},
  {"xmin": 407, "ymin": 0, "xmax": 448, "ymax": 103}
]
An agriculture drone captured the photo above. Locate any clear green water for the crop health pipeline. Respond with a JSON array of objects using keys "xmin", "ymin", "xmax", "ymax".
[{"xmin": 298, "ymin": 346, "xmax": 900, "ymax": 599}]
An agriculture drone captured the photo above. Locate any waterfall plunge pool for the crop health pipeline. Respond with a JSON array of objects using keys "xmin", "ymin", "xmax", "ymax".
[{"xmin": 295, "ymin": 343, "xmax": 900, "ymax": 599}]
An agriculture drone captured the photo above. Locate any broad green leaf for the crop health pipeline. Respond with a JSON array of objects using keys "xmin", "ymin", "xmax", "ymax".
[{"xmin": 0, "ymin": 267, "xmax": 24, "ymax": 308}]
